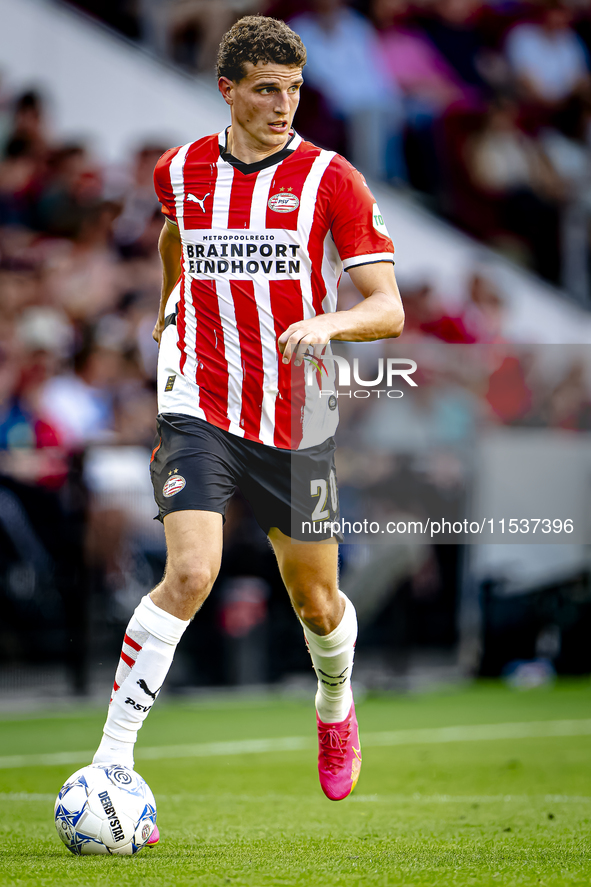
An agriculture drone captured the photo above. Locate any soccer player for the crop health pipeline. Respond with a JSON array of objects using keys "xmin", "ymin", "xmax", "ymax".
[{"xmin": 93, "ymin": 15, "xmax": 404, "ymax": 817}]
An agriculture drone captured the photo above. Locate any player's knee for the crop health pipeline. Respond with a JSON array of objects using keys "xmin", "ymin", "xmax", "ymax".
[
  {"xmin": 293, "ymin": 585, "xmax": 341, "ymax": 634},
  {"xmin": 166, "ymin": 558, "xmax": 218, "ymax": 604}
]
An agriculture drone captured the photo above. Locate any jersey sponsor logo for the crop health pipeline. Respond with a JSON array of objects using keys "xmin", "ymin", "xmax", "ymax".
[
  {"xmin": 184, "ymin": 237, "xmax": 301, "ymax": 277},
  {"xmin": 187, "ymin": 192, "xmax": 210, "ymax": 212},
  {"xmin": 372, "ymin": 202, "xmax": 390, "ymax": 237},
  {"xmin": 268, "ymin": 192, "xmax": 300, "ymax": 213},
  {"xmin": 163, "ymin": 474, "xmax": 186, "ymax": 497},
  {"xmin": 164, "ymin": 375, "xmax": 176, "ymax": 392}
]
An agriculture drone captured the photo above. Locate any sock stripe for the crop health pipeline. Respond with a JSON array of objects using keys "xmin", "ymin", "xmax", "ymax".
[
  {"xmin": 124, "ymin": 633, "xmax": 142, "ymax": 652},
  {"xmin": 97, "ymin": 596, "xmax": 189, "ymax": 753}
]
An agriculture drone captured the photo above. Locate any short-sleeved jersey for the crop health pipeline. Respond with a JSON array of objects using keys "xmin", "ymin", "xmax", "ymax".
[{"xmin": 154, "ymin": 129, "xmax": 394, "ymax": 450}]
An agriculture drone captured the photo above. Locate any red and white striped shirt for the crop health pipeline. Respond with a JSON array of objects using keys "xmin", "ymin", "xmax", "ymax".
[{"xmin": 154, "ymin": 129, "xmax": 394, "ymax": 450}]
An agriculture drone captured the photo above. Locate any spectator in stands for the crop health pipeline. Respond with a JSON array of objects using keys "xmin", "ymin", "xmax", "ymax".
[
  {"xmin": 421, "ymin": 0, "xmax": 489, "ymax": 94},
  {"xmin": 505, "ymin": 1, "xmax": 591, "ymax": 120},
  {"xmin": 397, "ymin": 277, "xmax": 477, "ymax": 342},
  {"xmin": 45, "ymin": 199, "xmax": 122, "ymax": 323},
  {"xmin": 289, "ymin": 0, "xmax": 406, "ymax": 180},
  {"xmin": 0, "ymin": 90, "xmax": 49, "ymax": 229},
  {"xmin": 537, "ymin": 357, "xmax": 591, "ymax": 430},
  {"xmin": 465, "ymin": 96, "xmax": 564, "ymax": 280},
  {"xmin": 540, "ymin": 96, "xmax": 591, "ymax": 202},
  {"xmin": 111, "ymin": 144, "xmax": 167, "ymax": 258},
  {"xmin": 396, "ymin": 270, "xmax": 506, "ymax": 342},
  {"xmin": 369, "ymin": 0, "xmax": 472, "ymax": 191},
  {"xmin": 0, "ymin": 137, "xmax": 40, "ymax": 228},
  {"xmin": 0, "ymin": 262, "xmax": 44, "ymax": 333},
  {"xmin": 35, "ymin": 144, "xmax": 103, "ymax": 238},
  {"xmin": 462, "ymin": 271, "xmax": 507, "ymax": 342},
  {"xmin": 39, "ymin": 342, "xmax": 122, "ymax": 448},
  {"xmin": 371, "ymin": 0, "xmax": 469, "ymax": 112},
  {"xmin": 137, "ymin": 0, "xmax": 263, "ymax": 72},
  {"xmin": 7, "ymin": 90, "xmax": 48, "ymax": 159},
  {"xmin": 0, "ymin": 308, "xmax": 69, "ymax": 488},
  {"xmin": 484, "ymin": 351, "xmax": 534, "ymax": 424}
]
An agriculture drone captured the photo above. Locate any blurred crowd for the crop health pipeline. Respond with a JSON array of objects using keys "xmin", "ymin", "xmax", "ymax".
[
  {"xmin": 70, "ymin": 0, "xmax": 591, "ymax": 290},
  {"xmin": 3, "ymin": 1, "xmax": 591, "ymax": 690},
  {"xmin": 0, "ymin": 86, "xmax": 165, "ymax": 488},
  {"xmin": 0, "ymin": 73, "xmax": 590, "ymax": 497}
]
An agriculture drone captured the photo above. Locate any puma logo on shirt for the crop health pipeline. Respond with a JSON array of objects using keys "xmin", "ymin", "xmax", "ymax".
[{"xmin": 187, "ymin": 192, "xmax": 210, "ymax": 212}]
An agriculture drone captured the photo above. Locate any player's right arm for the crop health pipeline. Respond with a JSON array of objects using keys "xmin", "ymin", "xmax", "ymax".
[
  {"xmin": 153, "ymin": 146, "xmax": 183, "ymax": 345},
  {"xmin": 153, "ymin": 217, "xmax": 182, "ymax": 345}
]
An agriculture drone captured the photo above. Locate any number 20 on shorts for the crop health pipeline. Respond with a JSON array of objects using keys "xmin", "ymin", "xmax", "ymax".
[{"xmin": 310, "ymin": 470, "xmax": 338, "ymax": 522}]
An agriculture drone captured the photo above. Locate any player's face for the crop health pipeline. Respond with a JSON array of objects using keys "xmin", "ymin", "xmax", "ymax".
[{"xmin": 221, "ymin": 62, "xmax": 304, "ymax": 155}]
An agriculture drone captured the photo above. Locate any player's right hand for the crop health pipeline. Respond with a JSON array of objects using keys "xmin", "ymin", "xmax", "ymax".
[{"xmin": 278, "ymin": 316, "xmax": 337, "ymax": 366}]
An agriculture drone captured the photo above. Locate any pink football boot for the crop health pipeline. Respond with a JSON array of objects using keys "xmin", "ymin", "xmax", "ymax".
[
  {"xmin": 316, "ymin": 700, "xmax": 362, "ymax": 801},
  {"xmin": 147, "ymin": 825, "xmax": 160, "ymax": 846}
]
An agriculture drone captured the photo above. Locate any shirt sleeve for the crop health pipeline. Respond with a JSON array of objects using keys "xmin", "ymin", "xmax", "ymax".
[
  {"xmin": 153, "ymin": 146, "xmax": 182, "ymax": 221},
  {"xmin": 328, "ymin": 165, "xmax": 395, "ymax": 270}
]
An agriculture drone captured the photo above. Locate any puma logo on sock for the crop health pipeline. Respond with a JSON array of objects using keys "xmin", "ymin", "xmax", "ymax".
[
  {"xmin": 137, "ymin": 679, "xmax": 162, "ymax": 700},
  {"xmin": 318, "ymin": 667, "xmax": 349, "ymax": 687}
]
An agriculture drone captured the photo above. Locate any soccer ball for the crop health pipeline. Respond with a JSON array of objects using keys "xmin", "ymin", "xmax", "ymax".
[{"xmin": 54, "ymin": 763, "xmax": 157, "ymax": 856}]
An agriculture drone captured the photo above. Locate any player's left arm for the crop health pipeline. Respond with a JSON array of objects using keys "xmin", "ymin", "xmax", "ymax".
[{"xmin": 278, "ymin": 261, "xmax": 404, "ymax": 365}]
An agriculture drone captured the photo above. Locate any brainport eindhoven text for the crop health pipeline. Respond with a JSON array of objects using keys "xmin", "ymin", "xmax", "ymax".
[{"xmin": 185, "ymin": 239, "xmax": 300, "ymax": 275}]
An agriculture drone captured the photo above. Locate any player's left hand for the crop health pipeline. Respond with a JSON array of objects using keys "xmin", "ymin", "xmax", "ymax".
[
  {"xmin": 152, "ymin": 317, "xmax": 165, "ymax": 345},
  {"xmin": 278, "ymin": 316, "xmax": 337, "ymax": 366}
]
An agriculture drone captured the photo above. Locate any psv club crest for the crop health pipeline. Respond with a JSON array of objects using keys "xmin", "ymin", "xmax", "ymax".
[
  {"xmin": 268, "ymin": 192, "xmax": 299, "ymax": 213},
  {"xmin": 163, "ymin": 474, "xmax": 186, "ymax": 498}
]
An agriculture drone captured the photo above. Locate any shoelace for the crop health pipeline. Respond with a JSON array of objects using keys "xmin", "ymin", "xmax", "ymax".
[{"xmin": 319, "ymin": 724, "xmax": 351, "ymax": 773}]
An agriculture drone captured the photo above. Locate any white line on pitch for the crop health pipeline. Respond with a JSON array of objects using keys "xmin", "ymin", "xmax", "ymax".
[
  {"xmin": 1, "ymin": 718, "xmax": 591, "ymax": 770},
  {"xmin": 3, "ymin": 792, "xmax": 591, "ymax": 805}
]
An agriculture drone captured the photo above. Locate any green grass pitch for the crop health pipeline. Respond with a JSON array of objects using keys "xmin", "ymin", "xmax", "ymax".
[{"xmin": 1, "ymin": 680, "xmax": 591, "ymax": 886}]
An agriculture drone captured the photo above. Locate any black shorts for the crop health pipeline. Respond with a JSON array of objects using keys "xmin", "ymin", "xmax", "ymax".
[{"xmin": 150, "ymin": 413, "xmax": 341, "ymax": 541}]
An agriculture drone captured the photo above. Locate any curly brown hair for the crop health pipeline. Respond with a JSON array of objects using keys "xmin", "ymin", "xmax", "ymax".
[{"xmin": 217, "ymin": 15, "xmax": 306, "ymax": 82}]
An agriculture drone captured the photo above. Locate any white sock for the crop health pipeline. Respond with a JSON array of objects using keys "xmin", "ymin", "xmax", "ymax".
[
  {"xmin": 93, "ymin": 594, "xmax": 190, "ymax": 768},
  {"xmin": 302, "ymin": 592, "xmax": 357, "ymax": 724}
]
